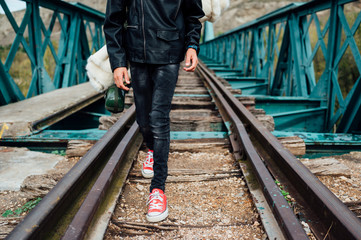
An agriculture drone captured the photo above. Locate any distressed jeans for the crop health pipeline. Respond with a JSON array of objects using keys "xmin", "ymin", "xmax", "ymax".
[{"xmin": 130, "ymin": 62, "xmax": 179, "ymax": 193}]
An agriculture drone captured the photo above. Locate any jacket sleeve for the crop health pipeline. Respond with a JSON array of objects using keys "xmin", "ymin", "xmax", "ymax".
[
  {"xmin": 182, "ymin": 0, "xmax": 205, "ymax": 54},
  {"xmin": 104, "ymin": 0, "xmax": 127, "ymax": 71}
]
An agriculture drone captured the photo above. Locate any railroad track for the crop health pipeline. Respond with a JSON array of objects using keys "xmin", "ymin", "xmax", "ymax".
[
  {"xmin": 346, "ymin": 201, "xmax": 361, "ymax": 219},
  {"xmin": 5, "ymin": 62, "xmax": 361, "ymax": 240}
]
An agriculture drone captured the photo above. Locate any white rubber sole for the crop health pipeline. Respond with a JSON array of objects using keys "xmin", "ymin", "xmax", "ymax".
[
  {"xmin": 141, "ymin": 168, "xmax": 154, "ymax": 178},
  {"xmin": 146, "ymin": 206, "xmax": 169, "ymax": 223}
]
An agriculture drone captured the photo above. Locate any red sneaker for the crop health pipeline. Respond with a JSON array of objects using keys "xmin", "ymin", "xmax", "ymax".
[
  {"xmin": 141, "ymin": 150, "xmax": 154, "ymax": 178},
  {"xmin": 146, "ymin": 188, "xmax": 168, "ymax": 222}
]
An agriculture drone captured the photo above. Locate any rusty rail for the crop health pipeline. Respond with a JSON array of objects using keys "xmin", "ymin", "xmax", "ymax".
[
  {"xmin": 197, "ymin": 61, "xmax": 361, "ymax": 240},
  {"xmin": 61, "ymin": 122, "xmax": 140, "ymax": 239},
  {"xmin": 6, "ymin": 105, "xmax": 137, "ymax": 240}
]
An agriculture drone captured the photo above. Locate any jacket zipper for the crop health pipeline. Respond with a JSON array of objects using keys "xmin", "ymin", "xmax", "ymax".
[
  {"xmin": 127, "ymin": 25, "xmax": 138, "ymax": 29},
  {"xmin": 173, "ymin": 0, "xmax": 182, "ymax": 20},
  {"xmin": 141, "ymin": 0, "xmax": 146, "ymax": 61}
]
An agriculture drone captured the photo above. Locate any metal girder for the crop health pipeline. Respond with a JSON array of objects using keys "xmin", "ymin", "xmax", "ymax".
[
  {"xmin": 62, "ymin": 12, "xmax": 81, "ymax": 87},
  {"xmin": 200, "ymin": 0, "xmax": 361, "ymax": 133},
  {"xmin": 30, "ymin": 0, "xmax": 56, "ymax": 95},
  {"xmin": 273, "ymin": 130, "xmax": 361, "ymax": 151},
  {"xmin": 0, "ymin": 61, "xmax": 24, "ymax": 105},
  {"xmin": 0, "ymin": 130, "xmax": 228, "ymax": 142},
  {"xmin": 0, "ymin": 0, "xmax": 28, "ymax": 104},
  {"xmin": 203, "ymin": 21, "xmax": 215, "ymax": 42},
  {"xmin": 0, "ymin": 0, "xmax": 105, "ymax": 106},
  {"xmin": 337, "ymin": 75, "xmax": 361, "ymax": 133},
  {"xmin": 171, "ymin": 131, "xmax": 227, "ymax": 140},
  {"xmin": 270, "ymin": 20, "xmax": 291, "ymax": 96}
]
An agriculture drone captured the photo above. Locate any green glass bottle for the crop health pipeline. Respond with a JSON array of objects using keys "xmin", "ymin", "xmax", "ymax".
[{"xmin": 105, "ymin": 84, "xmax": 128, "ymax": 113}]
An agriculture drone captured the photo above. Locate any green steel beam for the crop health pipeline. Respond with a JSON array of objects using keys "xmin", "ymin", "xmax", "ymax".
[
  {"xmin": 171, "ymin": 131, "xmax": 228, "ymax": 140},
  {"xmin": 270, "ymin": 19, "xmax": 290, "ymax": 96},
  {"xmin": 31, "ymin": 0, "xmax": 56, "ymax": 95},
  {"xmin": 0, "ymin": 61, "xmax": 24, "ymax": 105},
  {"xmin": 323, "ymin": 0, "xmax": 343, "ymax": 131},
  {"xmin": 271, "ymin": 107, "xmax": 327, "ymax": 132},
  {"xmin": 173, "ymin": 94, "xmax": 210, "ymax": 97},
  {"xmin": 203, "ymin": 21, "xmax": 215, "ymax": 42},
  {"xmin": 289, "ymin": 14, "xmax": 308, "ymax": 96},
  {"xmin": 4, "ymin": 129, "xmax": 361, "ymax": 152},
  {"xmin": 16, "ymin": 129, "xmax": 106, "ymax": 141},
  {"xmin": 0, "ymin": 0, "xmax": 105, "ymax": 106},
  {"xmin": 53, "ymin": 14, "xmax": 70, "ymax": 89},
  {"xmin": 23, "ymin": 0, "xmax": 105, "ymax": 22},
  {"xmin": 337, "ymin": 75, "xmax": 361, "ymax": 133},
  {"xmin": 0, "ymin": 130, "xmax": 228, "ymax": 142},
  {"xmin": 273, "ymin": 130, "xmax": 361, "ymax": 151}
]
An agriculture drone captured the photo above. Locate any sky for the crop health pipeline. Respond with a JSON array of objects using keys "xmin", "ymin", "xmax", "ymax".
[{"xmin": 0, "ymin": 0, "xmax": 27, "ymax": 14}]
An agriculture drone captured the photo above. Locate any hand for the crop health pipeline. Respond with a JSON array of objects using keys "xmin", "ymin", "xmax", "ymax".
[
  {"xmin": 183, "ymin": 48, "xmax": 198, "ymax": 72},
  {"xmin": 113, "ymin": 67, "xmax": 130, "ymax": 91}
]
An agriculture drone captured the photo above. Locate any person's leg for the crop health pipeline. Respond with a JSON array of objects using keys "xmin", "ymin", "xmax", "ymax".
[
  {"xmin": 131, "ymin": 62, "xmax": 179, "ymax": 223},
  {"xmin": 145, "ymin": 63, "xmax": 179, "ymax": 223},
  {"xmin": 129, "ymin": 62, "xmax": 154, "ymax": 151},
  {"xmin": 130, "ymin": 62, "xmax": 155, "ymax": 178},
  {"xmin": 149, "ymin": 63, "xmax": 180, "ymax": 193}
]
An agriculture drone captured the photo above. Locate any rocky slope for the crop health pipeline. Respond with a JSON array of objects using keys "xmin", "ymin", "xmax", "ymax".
[
  {"xmin": 0, "ymin": 0, "xmax": 307, "ymax": 46},
  {"xmin": 2, "ymin": 0, "xmax": 360, "ymax": 46},
  {"xmin": 213, "ymin": 0, "xmax": 305, "ymax": 35}
]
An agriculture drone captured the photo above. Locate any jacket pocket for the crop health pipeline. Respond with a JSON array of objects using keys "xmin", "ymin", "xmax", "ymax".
[
  {"xmin": 156, "ymin": 30, "xmax": 180, "ymax": 41},
  {"xmin": 126, "ymin": 25, "xmax": 138, "ymax": 29}
]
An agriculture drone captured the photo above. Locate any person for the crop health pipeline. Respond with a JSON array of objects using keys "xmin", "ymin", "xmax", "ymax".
[{"xmin": 104, "ymin": 0, "xmax": 204, "ymax": 223}]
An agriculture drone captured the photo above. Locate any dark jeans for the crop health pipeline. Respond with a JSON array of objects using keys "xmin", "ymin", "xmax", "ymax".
[{"xmin": 130, "ymin": 62, "xmax": 179, "ymax": 193}]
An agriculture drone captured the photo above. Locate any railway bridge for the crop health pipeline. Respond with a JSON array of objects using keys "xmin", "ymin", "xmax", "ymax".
[{"xmin": 0, "ymin": 0, "xmax": 361, "ymax": 239}]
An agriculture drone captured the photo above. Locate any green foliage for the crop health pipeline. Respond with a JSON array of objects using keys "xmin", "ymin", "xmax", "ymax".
[
  {"xmin": 0, "ymin": 40, "xmax": 59, "ymax": 97},
  {"xmin": 215, "ymin": 31, "xmax": 224, "ymax": 37},
  {"xmin": 2, "ymin": 197, "xmax": 42, "ymax": 217},
  {"xmin": 44, "ymin": 41, "xmax": 58, "ymax": 80},
  {"xmin": 0, "ymin": 44, "xmax": 32, "ymax": 97},
  {"xmin": 2, "ymin": 210, "xmax": 14, "ymax": 218},
  {"xmin": 51, "ymin": 150, "xmax": 66, "ymax": 156},
  {"xmin": 310, "ymin": 12, "xmax": 361, "ymax": 99},
  {"xmin": 337, "ymin": 12, "xmax": 361, "ymax": 99},
  {"xmin": 275, "ymin": 180, "xmax": 292, "ymax": 204}
]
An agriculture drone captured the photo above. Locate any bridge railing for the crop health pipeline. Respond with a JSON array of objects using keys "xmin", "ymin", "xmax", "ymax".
[
  {"xmin": 200, "ymin": 0, "xmax": 361, "ymax": 133},
  {"xmin": 0, "ymin": 0, "xmax": 105, "ymax": 106}
]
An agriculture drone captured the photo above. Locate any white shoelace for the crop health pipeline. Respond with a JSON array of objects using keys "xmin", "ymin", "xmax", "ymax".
[
  {"xmin": 144, "ymin": 151, "xmax": 153, "ymax": 167},
  {"xmin": 147, "ymin": 192, "xmax": 164, "ymax": 211}
]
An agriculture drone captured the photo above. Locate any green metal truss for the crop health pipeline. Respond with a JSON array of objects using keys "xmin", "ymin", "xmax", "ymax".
[
  {"xmin": 201, "ymin": 0, "xmax": 361, "ymax": 134},
  {"xmin": 1, "ymin": 0, "xmax": 360, "ymax": 136},
  {"xmin": 0, "ymin": 0, "xmax": 105, "ymax": 106}
]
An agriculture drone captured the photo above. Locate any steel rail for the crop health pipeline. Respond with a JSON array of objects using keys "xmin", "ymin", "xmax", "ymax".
[
  {"xmin": 61, "ymin": 122, "xmax": 140, "ymax": 240},
  {"xmin": 198, "ymin": 61, "xmax": 361, "ymax": 240},
  {"xmin": 6, "ymin": 105, "xmax": 136, "ymax": 240},
  {"xmin": 197, "ymin": 64, "xmax": 308, "ymax": 239}
]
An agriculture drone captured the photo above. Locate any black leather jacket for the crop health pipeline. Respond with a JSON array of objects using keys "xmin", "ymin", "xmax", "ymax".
[{"xmin": 104, "ymin": 0, "xmax": 204, "ymax": 71}]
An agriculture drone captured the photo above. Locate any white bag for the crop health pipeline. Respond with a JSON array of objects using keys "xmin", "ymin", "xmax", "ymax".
[
  {"xmin": 86, "ymin": 45, "xmax": 113, "ymax": 92},
  {"xmin": 86, "ymin": 46, "xmax": 131, "ymax": 93},
  {"xmin": 200, "ymin": 0, "xmax": 230, "ymax": 23}
]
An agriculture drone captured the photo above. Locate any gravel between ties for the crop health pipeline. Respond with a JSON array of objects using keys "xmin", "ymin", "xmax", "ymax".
[{"xmin": 105, "ymin": 147, "xmax": 266, "ymax": 240}]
